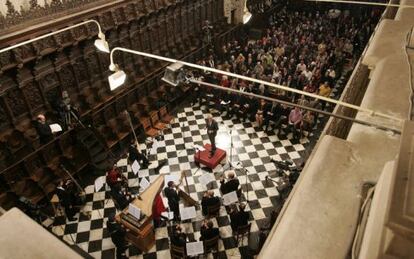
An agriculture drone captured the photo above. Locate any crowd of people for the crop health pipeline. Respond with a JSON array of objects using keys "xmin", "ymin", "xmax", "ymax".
[{"xmin": 192, "ymin": 6, "xmax": 380, "ymax": 139}]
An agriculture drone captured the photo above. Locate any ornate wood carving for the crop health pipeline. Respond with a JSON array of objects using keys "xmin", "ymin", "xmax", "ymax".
[
  {"xmin": 4, "ymin": 88, "xmax": 28, "ymax": 119},
  {"xmin": 12, "ymin": 45, "xmax": 36, "ymax": 64},
  {"xmin": 22, "ymin": 81, "xmax": 44, "ymax": 112}
]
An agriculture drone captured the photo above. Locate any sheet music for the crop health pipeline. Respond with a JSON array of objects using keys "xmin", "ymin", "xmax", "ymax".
[
  {"xmin": 164, "ymin": 174, "xmax": 180, "ymax": 188},
  {"xmin": 199, "ymin": 173, "xmax": 215, "ymax": 187},
  {"xmin": 139, "ymin": 177, "xmax": 150, "ymax": 191},
  {"xmin": 94, "ymin": 176, "xmax": 106, "ymax": 192},
  {"xmin": 223, "ymin": 191, "xmax": 238, "ymax": 206},
  {"xmin": 179, "ymin": 206, "xmax": 197, "ymax": 221},
  {"xmin": 49, "ymin": 123, "xmax": 62, "ymax": 133},
  {"xmin": 194, "ymin": 144, "xmax": 205, "ymax": 151},
  {"xmin": 131, "ymin": 160, "xmax": 140, "ymax": 175},
  {"xmin": 161, "ymin": 211, "xmax": 174, "ymax": 220},
  {"xmin": 186, "ymin": 241, "xmax": 204, "ymax": 256},
  {"xmin": 128, "ymin": 203, "xmax": 141, "ymax": 219}
]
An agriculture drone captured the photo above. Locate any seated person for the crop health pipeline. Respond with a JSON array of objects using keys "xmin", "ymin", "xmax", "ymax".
[
  {"xmin": 34, "ymin": 114, "xmax": 54, "ymax": 144},
  {"xmin": 170, "ymin": 225, "xmax": 187, "ymax": 248},
  {"xmin": 255, "ymin": 99, "xmax": 267, "ymax": 127},
  {"xmin": 300, "ymin": 110, "xmax": 315, "ymax": 136},
  {"xmin": 128, "ymin": 139, "xmax": 149, "ymax": 169},
  {"xmin": 108, "ymin": 186, "xmax": 132, "ymax": 211},
  {"xmin": 229, "ymin": 203, "xmax": 249, "ymax": 232},
  {"xmin": 199, "ymin": 219, "xmax": 220, "ymax": 241},
  {"xmin": 219, "ymin": 171, "xmax": 240, "ymax": 195},
  {"xmin": 201, "ymin": 190, "xmax": 220, "ymax": 216},
  {"xmin": 106, "ymin": 165, "xmax": 127, "ymax": 190}
]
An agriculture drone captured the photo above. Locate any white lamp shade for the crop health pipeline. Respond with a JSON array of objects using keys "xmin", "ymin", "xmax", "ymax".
[
  {"xmin": 94, "ymin": 39, "xmax": 110, "ymax": 53},
  {"xmin": 243, "ymin": 11, "xmax": 252, "ymax": 24},
  {"xmin": 108, "ymin": 70, "xmax": 126, "ymax": 91}
]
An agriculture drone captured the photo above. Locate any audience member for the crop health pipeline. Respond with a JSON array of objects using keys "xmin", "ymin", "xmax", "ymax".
[{"xmin": 288, "ymin": 107, "xmax": 303, "ymax": 139}]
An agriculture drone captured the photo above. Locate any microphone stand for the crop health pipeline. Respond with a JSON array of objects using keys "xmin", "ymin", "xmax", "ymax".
[{"xmin": 242, "ymin": 166, "xmax": 250, "ymax": 203}]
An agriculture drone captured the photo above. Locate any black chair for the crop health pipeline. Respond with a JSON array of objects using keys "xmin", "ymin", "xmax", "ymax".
[
  {"xmin": 234, "ymin": 223, "xmax": 251, "ymax": 246},
  {"xmin": 206, "ymin": 202, "xmax": 221, "ymax": 218},
  {"xmin": 170, "ymin": 243, "xmax": 187, "ymax": 259},
  {"xmin": 203, "ymin": 235, "xmax": 220, "ymax": 255}
]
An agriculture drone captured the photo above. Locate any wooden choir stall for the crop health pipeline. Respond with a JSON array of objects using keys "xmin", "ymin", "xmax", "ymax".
[{"xmin": 115, "ymin": 175, "xmax": 164, "ymax": 252}]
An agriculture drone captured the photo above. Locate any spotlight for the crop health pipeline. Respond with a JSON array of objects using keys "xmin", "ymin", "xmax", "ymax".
[
  {"xmin": 243, "ymin": 0, "xmax": 252, "ymax": 24},
  {"xmin": 94, "ymin": 32, "xmax": 110, "ymax": 53},
  {"xmin": 161, "ymin": 62, "xmax": 185, "ymax": 86},
  {"xmin": 108, "ymin": 64, "xmax": 126, "ymax": 91}
]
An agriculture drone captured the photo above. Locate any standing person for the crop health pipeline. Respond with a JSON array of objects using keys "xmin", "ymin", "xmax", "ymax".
[
  {"xmin": 107, "ymin": 215, "xmax": 128, "ymax": 259},
  {"xmin": 56, "ymin": 180, "xmax": 77, "ymax": 221},
  {"xmin": 128, "ymin": 139, "xmax": 149, "ymax": 169},
  {"xmin": 34, "ymin": 114, "xmax": 53, "ymax": 144},
  {"xmin": 164, "ymin": 181, "xmax": 180, "ymax": 221},
  {"xmin": 206, "ymin": 115, "xmax": 219, "ymax": 158},
  {"xmin": 318, "ymin": 81, "xmax": 332, "ymax": 110},
  {"xmin": 288, "ymin": 107, "xmax": 303, "ymax": 139}
]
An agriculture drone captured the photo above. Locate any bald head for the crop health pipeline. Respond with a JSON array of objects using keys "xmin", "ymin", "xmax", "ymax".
[{"xmin": 37, "ymin": 114, "xmax": 46, "ymax": 124}]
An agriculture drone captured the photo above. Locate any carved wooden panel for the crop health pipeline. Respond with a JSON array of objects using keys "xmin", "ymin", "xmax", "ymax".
[
  {"xmin": 148, "ymin": 14, "xmax": 160, "ymax": 51},
  {"xmin": 72, "ymin": 58, "xmax": 90, "ymax": 86},
  {"xmin": 157, "ymin": 10, "xmax": 168, "ymax": 49},
  {"xmin": 144, "ymin": 0, "xmax": 156, "ymax": 13},
  {"xmin": 99, "ymin": 12, "xmax": 115, "ymax": 31},
  {"xmin": 53, "ymin": 29, "xmax": 74, "ymax": 49},
  {"xmin": 187, "ymin": 3, "xmax": 195, "ymax": 35},
  {"xmin": 125, "ymin": 3, "xmax": 137, "ymax": 21},
  {"xmin": 33, "ymin": 37, "xmax": 57, "ymax": 56},
  {"xmin": 71, "ymin": 24, "xmax": 88, "ymax": 41},
  {"xmin": 0, "ymin": 51, "xmax": 16, "ymax": 72},
  {"xmin": 166, "ymin": 7, "xmax": 176, "ymax": 45},
  {"xmin": 0, "ymin": 99, "xmax": 10, "ymax": 130},
  {"xmin": 140, "ymin": 19, "xmax": 151, "ymax": 51},
  {"xmin": 181, "ymin": 5, "xmax": 188, "ymax": 38},
  {"xmin": 25, "ymin": 153, "xmax": 44, "ymax": 177},
  {"xmin": 22, "ymin": 82, "xmax": 44, "ymax": 112},
  {"xmin": 173, "ymin": 5, "xmax": 182, "ymax": 42},
  {"xmin": 4, "ymin": 88, "xmax": 28, "ymax": 119},
  {"xmin": 194, "ymin": 1, "xmax": 202, "ymax": 32},
  {"xmin": 113, "ymin": 8, "xmax": 127, "ymax": 26},
  {"xmin": 84, "ymin": 53, "xmax": 102, "ymax": 79},
  {"xmin": 58, "ymin": 64, "xmax": 77, "ymax": 92},
  {"xmin": 12, "ymin": 45, "xmax": 36, "ymax": 64}
]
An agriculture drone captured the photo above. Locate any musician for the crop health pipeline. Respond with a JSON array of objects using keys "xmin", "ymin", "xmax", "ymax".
[
  {"xmin": 34, "ymin": 114, "xmax": 53, "ymax": 144},
  {"xmin": 128, "ymin": 140, "xmax": 150, "ymax": 169},
  {"xmin": 109, "ymin": 186, "xmax": 133, "ymax": 211},
  {"xmin": 200, "ymin": 219, "xmax": 220, "ymax": 241},
  {"xmin": 56, "ymin": 180, "xmax": 77, "ymax": 221},
  {"xmin": 219, "ymin": 171, "xmax": 240, "ymax": 195},
  {"xmin": 229, "ymin": 203, "xmax": 249, "ymax": 232},
  {"xmin": 107, "ymin": 215, "xmax": 128, "ymax": 259},
  {"xmin": 106, "ymin": 165, "xmax": 128, "ymax": 190},
  {"xmin": 201, "ymin": 190, "xmax": 220, "ymax": 216},
  {"xmin": 164, "ymin": 181, "xmax": 180, "ymax": 221},
  {"xmin": 170, "ymin": 225, "xmax": 187, "ymax": 248},
  {"xmin": 206, "ymin": 115, "xmax": 218, "ymax": 157}
]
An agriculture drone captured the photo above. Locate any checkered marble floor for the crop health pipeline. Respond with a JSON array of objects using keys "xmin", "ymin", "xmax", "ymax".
[{"xmin": 49, "ymin": 103, "xmax": 315, "ymax": 259}]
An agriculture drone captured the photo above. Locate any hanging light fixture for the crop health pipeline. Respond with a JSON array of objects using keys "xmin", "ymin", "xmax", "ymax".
[
  {"xmin": 108, "ymin": 63, "xmax": 126, "ymax": 91},
  {"xmin": 0, "ymin": 20, "xmax": 109, "ymax": 54}
]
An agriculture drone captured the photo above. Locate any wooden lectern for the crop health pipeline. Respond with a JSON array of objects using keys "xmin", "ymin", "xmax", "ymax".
[{"xmin": 115, "ymin": 175, "xmax": 164, "ymax": 252}]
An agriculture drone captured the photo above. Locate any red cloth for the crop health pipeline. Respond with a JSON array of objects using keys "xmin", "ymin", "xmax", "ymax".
[{"xmin": 152, "ymin": 193, "xmax": 166, "ymax": 220}]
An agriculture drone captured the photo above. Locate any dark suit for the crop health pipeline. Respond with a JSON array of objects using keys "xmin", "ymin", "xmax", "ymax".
[
  {"xmin": 230, "ymin": 210, "xmax": 249, "ymax": 231},
  {"xmin": 220, "ymin": 178, "xmax": 240, "ymax": 195},
  {"xmin": 201, "ymin": 196, "xmax": 220, "ymax": 215},
  {"xmin": 206, "ymin": 119, "xmax": 218, "ymax": 155},
  {"xmin": 164, "ymin": 187, "xmax": 180, "ymax": 220},
  {"xmin": 109, "ymin": 188, "xmax": 130, "ymax": 211},
  {"xmin": 107, "ymin": 221, "xmax": 127, "ymax": 259},
  {"xmin": 35, "ymin": 121, "xmax": 53, "ymax": 144},
  {"xmin": 200, "ymin": 226, "xmax": 220, "ymax": 241},
  {"xmin": 128, "ymin": 144, "xmax": 149, "ymax": 167},
  {"xmin": 56, "ymin": 186, "xmax": 76, "ymax": 220}
]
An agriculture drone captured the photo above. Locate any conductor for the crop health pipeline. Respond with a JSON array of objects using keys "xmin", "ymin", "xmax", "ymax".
[{"xmin": 206, "ymin": 115, "xmax": 218, "ymax": 158}]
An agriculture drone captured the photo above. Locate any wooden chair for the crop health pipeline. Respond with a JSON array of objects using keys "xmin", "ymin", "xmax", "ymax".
[
  {"xmin": 140, "ymin": 117, "xmax": 159, "ymax": 138},
  {"xmin": 234, "ymin": 223, "xmax": 251, "ymax": 246},
  {"xmin": 203, "ymin": 235, "xmax": 220, "ymax": 255},
  {"xmin": 159, "ymin": 106, "xmax": 175, "ymax": 124},
  {"xmin": 170, "ymin": 243, "xmax": 187, "ymax": 259},
  {"xmin": 207, "ymin": 202, "xmax": 221, "ymax": 218},
  {"xmin": 150, "ymin": 111, "xmax": 167, "ymax": 130}
]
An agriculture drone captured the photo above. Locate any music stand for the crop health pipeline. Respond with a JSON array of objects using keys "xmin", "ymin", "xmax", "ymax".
[{"xmin": 222, "ymin": 124, "xmax": 237, "ymax": 172}]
